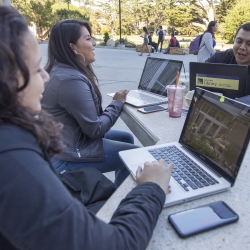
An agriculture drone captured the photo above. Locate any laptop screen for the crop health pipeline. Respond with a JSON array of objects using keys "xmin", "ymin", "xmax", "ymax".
[
  {"xmin": 138, "ymin": 58, "xmax": 183, "ymax": 96},
  {"xmin": 190, "ymin": 62, "xmax": 248, "ymax": 99},
  {"xmin": 179, "ymin": 87, "xmax": 250, "ymax": 185}
]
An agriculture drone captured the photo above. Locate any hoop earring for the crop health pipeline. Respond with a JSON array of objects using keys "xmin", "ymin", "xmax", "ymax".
[{"xmin": 76, "ymin": 52, "xmax": 86, "ymax": 63}]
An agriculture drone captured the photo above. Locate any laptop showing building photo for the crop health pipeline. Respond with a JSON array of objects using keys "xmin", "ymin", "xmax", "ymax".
[
  {"xmin": 119, "ymin": 87, "xmax": 250, "ymax": 207},
  {"xmin": 107, "ymin": 58, "xmax": 183, "ymax": 107},
  {"xmin": 190, "ymin": 62, "xmax": 248, "ymax": 99}
]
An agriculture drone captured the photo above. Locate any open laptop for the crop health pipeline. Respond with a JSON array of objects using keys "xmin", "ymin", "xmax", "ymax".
[
  {"xmin": 190, "ymin": 62, "xmax": 248, "ymax": 99},
  {"xmin": 119, "ymin": 87, "xmax": 250, "ymax": 207},
  {"xmin": 107, "ymin": 58, "xmax": 183, "ymax": 107}
]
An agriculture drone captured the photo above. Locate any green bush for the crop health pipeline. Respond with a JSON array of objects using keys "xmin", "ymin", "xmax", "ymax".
[
  {"xmin": 180, "ymin": 43, "xmax": 190, "ymax": 48},
  {"xmin": 114, "ymin": 37, "xmax": 136, "ymax": 48},
  {"xmin": 103, "ymin": 32, "xmax": 110, "ymax": 44}
]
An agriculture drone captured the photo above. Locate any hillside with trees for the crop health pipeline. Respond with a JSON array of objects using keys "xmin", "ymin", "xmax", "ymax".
[{"xmin": 11, "ymin": 0, "xmax": 250, "ymax": 42}]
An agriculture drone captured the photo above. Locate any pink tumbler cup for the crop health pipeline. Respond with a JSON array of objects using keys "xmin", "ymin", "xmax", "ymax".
[{"xmin": 166, "ymin": 85, "xmax": 186, "ymax": 118}]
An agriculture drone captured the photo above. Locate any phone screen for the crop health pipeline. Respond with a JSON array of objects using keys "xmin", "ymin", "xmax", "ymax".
[
  {"xmin": 143, "ymin": 105, "xmax": 165, "ymax": 112},
  {"xmin": 168, "ymin": 201, "xmax": 238, "ymax": 238}
]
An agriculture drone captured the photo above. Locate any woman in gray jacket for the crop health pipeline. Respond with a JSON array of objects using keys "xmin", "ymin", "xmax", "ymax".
[
  {"xmin": 42, "ymin": 20, "xmax": 139, "ymax": 186},
  {"xmin": 197, "ymin": 21, "xmax": 218, "ymax": 62}
]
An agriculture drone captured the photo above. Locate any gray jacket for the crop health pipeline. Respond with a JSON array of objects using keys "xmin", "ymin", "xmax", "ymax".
[
  {"xmin": 197, "ymin": 32, "xmax": 216, "ymax": 62},
  {"xmin": 42, "ymin": 62, "xmax": 123, "ymax": 162}
]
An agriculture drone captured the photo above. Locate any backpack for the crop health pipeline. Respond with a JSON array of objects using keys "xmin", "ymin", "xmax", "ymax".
[
  {"xmin": 59, "ymin": 167, "xmax": 116, "ymax": 214},
  {"xmin": 158, "ymin": 30, "xmax": 164, "ymax": 40},
  {"xmin": 189, "ymin": 34, "xmax": 203, "ymax": 55},
  {"xmin": 175, "ymin": 38, "xmax": 180, "ymax": 48}
]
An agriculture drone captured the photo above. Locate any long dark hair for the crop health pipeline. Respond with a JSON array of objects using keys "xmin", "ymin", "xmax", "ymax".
[
  {"xmin": 0, "ymin": 5, "xmax": 64, "ymax": 156},
  {"xmin": 143, "ymin": 27, "xmax": 148, "ymax": 35},
  {"xmin": 205, "ymin": 21, "xmax": 217, "ymax": 39},
  {"xmin": 45, "ymin": 19, "xmax": 102, "ymax": 102}
]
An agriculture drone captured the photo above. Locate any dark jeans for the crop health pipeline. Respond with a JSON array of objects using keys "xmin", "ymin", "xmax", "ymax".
[
  {"xmin": 157, "ymin": 40, "xmax": 164, "ymax": 52},
  {"xmin": 148, "ymin": 42, "xmax": 158, "ymax": 52},
  {"xmin": 51, "ymin": 129, "xmax": 139, "ymax": 187}
]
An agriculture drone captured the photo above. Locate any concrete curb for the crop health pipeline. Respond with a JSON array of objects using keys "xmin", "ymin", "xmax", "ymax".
[{"xmin": 96, "ymin": 45, "xmax": 135, "ymax": 50}]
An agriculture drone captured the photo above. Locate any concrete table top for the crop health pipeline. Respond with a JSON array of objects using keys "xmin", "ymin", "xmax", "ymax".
[
  {"xmin": 97, "ymin": 104, "xmax": 250, "ymax": 249},
  {"xmin": 120, "ymin": 103, "xmax": 187, "ymax": 146}
]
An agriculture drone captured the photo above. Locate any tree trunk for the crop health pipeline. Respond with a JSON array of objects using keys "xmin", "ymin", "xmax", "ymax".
[
  {"xmin": 207, "ymin": 0, "xmax": 215, "ymax": 21},
  {"xmin": 36, "ymin": 20, "xmax": 40, "ymax": 39}
]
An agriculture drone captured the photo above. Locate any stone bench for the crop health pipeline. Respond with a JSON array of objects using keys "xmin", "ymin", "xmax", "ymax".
[
  {"xmin": 135, "ymin": 44, "xmax": 152, "ymax": 52},
  {"xmin": 169, "ymin": 47, "xmax": 189, "ymax": 55}
]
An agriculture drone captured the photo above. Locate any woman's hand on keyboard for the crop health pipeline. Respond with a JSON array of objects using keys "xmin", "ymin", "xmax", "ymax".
[
  {"xmin": 113, "ymin": 89, "xmax": 129, "ymax": 103},
  {"xmin": 136, "ymin": 159, "xmax": 174, "ymax": 193}
]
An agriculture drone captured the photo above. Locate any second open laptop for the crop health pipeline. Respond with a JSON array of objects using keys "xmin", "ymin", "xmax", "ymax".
[
  {"xmin": 190, "ymin": 62, "xmax": 248, "ymax": 99},
  {"xmin": 119, "ymin": 87, "xmax": 250, "ymax": 207},
  {"xmin": 107, "ymin": 57, "xmax": 183, "ymax": 107}
]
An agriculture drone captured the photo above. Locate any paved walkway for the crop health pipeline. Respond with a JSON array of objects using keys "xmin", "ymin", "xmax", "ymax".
[{"xmin": 39, "ymin": 44, "xmax": 198, "ymax": 180}]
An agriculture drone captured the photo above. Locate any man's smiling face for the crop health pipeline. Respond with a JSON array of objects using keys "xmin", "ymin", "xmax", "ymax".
[{"xmin": 233, "ymin": 28, "xmax": 250, "ymax": 66}]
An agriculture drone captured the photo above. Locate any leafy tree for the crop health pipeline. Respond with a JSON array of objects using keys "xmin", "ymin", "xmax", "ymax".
[
  {"xmin": 13, "ymin": 0, "xmax": 89, "ymax": 38},
  {"xmin": 101, "ymin": 26, "xmax": 111, "ymax": 35},
  {"xmin": 54, "ymin": 0, "xmax": 90, "ymax": 18},
  {"xmin": 55, "ymin": 9, "xmax": 88, "ymax": 20},
  {"xmin": 165, "ymin": 0, "xmax": 197, "ymax": 35},
  {"xmin": 152, "ymin": 0, "xmax": 169, "ymax": 31},
  {"xmin": 223, "ymin": 0, "xmax": 250, "ymax": 42},
  {"xmin": 215, "ymin": 0, "xmax": 236, "ymax": 23},
  {"xmin": 90, "ymin": 18, "xmax": 101, "ymax": 35},
  {"xmin": 172, "ymin": 0, "xmax": 218, "ymax": 30},
  {"xmin": 29, "ymin": 0, "xmax": 55, "ymax": 38},
  {"xmin": 93, "ymin": 0, "xmax": 120, "ymax": 35},
  {"xmin": 121, "ymin": 0, "xmax": 146, "ymax": 34},
  {"xmin": 52, "ymin": 3, "xmax": 89, "ymax": 21},
  {"xmin": 12, "ymin": 0, "xmax": 33, "ymax": 24},
  {"xmin": 13, "ymin": 0, "xmax": 55, "ymax": 38},
  {"xmin": 63, "ymin": 0, "xmax": 71, "ymax": 18}
]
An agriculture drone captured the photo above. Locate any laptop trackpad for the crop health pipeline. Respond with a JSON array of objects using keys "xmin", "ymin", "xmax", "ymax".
[{"xmin": 127, "ymin": 163, "xmax": 145, "ymax": 178}]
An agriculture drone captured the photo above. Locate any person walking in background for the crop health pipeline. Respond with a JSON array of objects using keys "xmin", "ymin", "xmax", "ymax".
[
  {"xmin": 148, "ymin": 31, "xmax": 158, "ymax": 52},
  {"xmin": 197, "ymin": 21, "xmax": 218, "ymax": 62},
  {"xmin": 138, "ymin": 26, "xmax": 151, "ymax": 56},
  {"xmin": 42, "ymin": 19, "xmax": 139, "ymax": 187},
  {"xmin": 156, "ymin": 25, "xmax": 165, "ymax": 53}
]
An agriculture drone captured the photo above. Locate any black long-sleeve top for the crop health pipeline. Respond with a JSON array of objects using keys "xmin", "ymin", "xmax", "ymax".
[
  {"xmin": 0, "ymin": 123, "xmax": 165, "ymax": 250},
  {"xmin": 206, "ymin": 49, "xmax": 250, "ymax": 95}
]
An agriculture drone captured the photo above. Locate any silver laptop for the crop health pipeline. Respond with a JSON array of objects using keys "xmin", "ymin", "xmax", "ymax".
[
  {"xmin": 119, "ymin": 87, "xmax": 250, "ymax": 207},
  {"xmin": 107, "ymin": 57, "xmax": 183, "ymax": 107}
]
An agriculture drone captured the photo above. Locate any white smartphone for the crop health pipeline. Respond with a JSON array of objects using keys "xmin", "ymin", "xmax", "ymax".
[{"xmin": 137, "ymin": 105, "xmax": 167, "ymax": 114}]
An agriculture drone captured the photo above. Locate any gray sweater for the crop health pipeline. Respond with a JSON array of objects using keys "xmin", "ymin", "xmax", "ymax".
[
  {"xmin": 42, "ymin": 62, "xmax": 123, "ymax": 162},
  {"xmin": 197, "ymin": 32, "xmax": 216, "ymax": 62}
]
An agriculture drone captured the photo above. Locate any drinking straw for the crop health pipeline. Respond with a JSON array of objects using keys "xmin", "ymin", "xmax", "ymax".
[
  {"xmin": 175, "ymin": 71, "xmax": 180, "ymax": 88},
  {"xmin": 172, "ymin": 71, "xmax": 180, "ymax": 115}
]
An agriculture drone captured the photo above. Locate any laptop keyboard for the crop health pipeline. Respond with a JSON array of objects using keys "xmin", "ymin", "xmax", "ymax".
[
  {"xmin": 128, "ymin": 91, "xmax": 164, "ymax": 103},
  {"xmin": 148, "ymin": 146, "xmax": 219, "ymax": 192}
]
